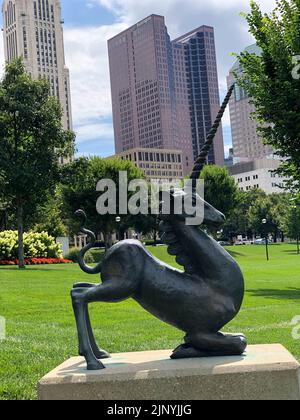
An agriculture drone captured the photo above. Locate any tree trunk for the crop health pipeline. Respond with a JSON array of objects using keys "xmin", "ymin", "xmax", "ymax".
[
  {"xmin": 104, "ymin": 232, "xmax": 113, "ymax": 250},
  {"xmin": 17, "ymin": 203, "xmax": 25, "ymax": 269},
  {"xmin": 153, "ymin": 229, "xmax": 157, "ymax": 244},
  {"xmin": 297, "ymin": 237, "xmax": 300, "ymax": 255}
]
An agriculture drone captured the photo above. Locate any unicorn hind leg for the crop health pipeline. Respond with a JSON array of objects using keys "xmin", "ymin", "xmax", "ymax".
[{"xmin": 171, "ymin": 332, "xmax": 247, "ymax": 359}]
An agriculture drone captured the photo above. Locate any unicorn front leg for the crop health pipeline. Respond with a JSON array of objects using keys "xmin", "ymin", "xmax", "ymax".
[
  {"xmin": 71, "ymin": 274, "xmax": 139, "ymax": 370},
  {"xmin": 72, "ymin": 283, "xmax": 110, "ymax": 359},
  {"xmin": 71, "ymin": 288, "xmax": 104, "ymax": 370}
]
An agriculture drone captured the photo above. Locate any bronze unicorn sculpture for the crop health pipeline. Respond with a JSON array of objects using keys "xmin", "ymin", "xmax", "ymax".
[{"xmin": 71, "ymin": 85, "xmax": 247, "ymax": 370}]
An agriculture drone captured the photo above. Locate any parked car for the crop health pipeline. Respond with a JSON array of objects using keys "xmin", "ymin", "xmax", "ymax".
[
  {"xmin": 218, "ymin": 241, "xmax": 231, "ymax": 247},
  {"xmin": 234, "ymin": 240, "xmax": 246, "ymax": 246},
  {"xmin": 254, "ymin": 238, "xmax": 273, "ymax": 245}
]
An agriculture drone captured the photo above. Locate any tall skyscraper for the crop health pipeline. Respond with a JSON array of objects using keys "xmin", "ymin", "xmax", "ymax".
[
  {"xmin": 108, "ymin": 15, "xmax": 224, "ymax": 176},
  {"xmin": 227, "ymin": 44, "xmax": 273, "ymax": 161},
  {"xmin": 173, "ymin": 26, "xmax": 224, "ymax": 166},
  {"xmin": 2, "ymin": 0, "xmax": 72, "ymax": 131},
  {"xmin": 172, "ymin": 42, "xmax": 195, "ymax": 172}
]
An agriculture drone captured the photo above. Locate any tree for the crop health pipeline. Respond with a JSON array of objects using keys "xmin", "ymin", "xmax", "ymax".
[
  {"xmin": 237, "ymin": 0, "xmax": 300, "ymax": 190},
  {"xmin": 269, "ymin": 193, "xmax": 289, "ymax": 242},
  {"xmin": 61, "ymin": 156, "xmax": 150, "ymax": 248},
  {"xmin": 31, "ymin": 188, "xmax": 67, "ymax": 238},
  {"xmin": 248, "ymin": 193, "xmax": 288, "ymax": 241},
  {"xmin": 223, "ymin": 188, "xmax": 266, "ymax": 240},
  {"xmin": 200, "ymin": 165, "xmax": 239, "ymax": 218},
  {"xmin": 0, "ymin": 59, "xmax": 74, "ymax": 268},
  {"xmin": 281, "ymin": 196, "xmax": 300, "ymax": 253}
]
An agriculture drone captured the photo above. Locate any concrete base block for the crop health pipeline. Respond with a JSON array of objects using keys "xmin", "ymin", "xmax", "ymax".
[{"xmin": 38, "ymin": 344, "xmax": 300, "ymax": 400}]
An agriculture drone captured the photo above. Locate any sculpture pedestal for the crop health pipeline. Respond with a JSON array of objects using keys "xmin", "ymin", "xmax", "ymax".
[{"xmin": 38, "ymin": 344, "xmax": 300, "ymax": 400}]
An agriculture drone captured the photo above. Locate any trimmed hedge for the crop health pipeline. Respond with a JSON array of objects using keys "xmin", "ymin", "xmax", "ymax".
[{"xmin": 0, "ymin": 231, "xmax": 62, "ymax": 260}]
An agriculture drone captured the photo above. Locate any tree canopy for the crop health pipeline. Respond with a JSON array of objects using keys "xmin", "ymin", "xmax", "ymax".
[
  {"xmin": 237, "ymin": 0, "xmax": 300, "ymax": 190},
  {"xmin": 200, "ymin": 165, "xmax": 239, "ymax": 218},
  {"xmin": 0, "ymin": 58, "xmax": 75, "ymax": 267},
  {"xmin": 60, "ymin": 156, "xmax": 155, "ymax": 248},
  {"xmin": 281, "ymin": 195, "xmax": 300, "ymax": 252}
]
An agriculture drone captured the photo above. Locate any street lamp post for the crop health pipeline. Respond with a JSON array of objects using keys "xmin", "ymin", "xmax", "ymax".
[
  {"xmin": 262, "ymin": 219, "xmax": 269, "ymax": 261},
  {"xmin": 116, "ymin": 216, "xmax": 121, "ymax": 242}
]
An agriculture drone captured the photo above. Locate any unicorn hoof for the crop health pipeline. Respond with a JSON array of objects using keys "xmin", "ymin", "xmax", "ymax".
[
  {"xmin": 94, "ymin": 349, "xmax": 111, "ymax": 359},
  {"xmin": 87, "ymin": 360, "xmax": 105, "ymax": 370},
  {"xmin": 171, "ymin": 344, "xmax": 206, "ymax": 359}
]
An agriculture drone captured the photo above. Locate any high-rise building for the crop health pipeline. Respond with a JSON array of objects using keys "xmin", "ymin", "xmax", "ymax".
[
  {"xmin": 173, "ymin": 26, "xmax": 224, "ymax": 166},
  {"xmin": 108, "ymin": 16, "xmax": 179, "ymax": 153},
  {"xmin": 172, "ymin": 42, "xmax": 195, "ymax": 172},
  {"xmin": 227, "ymin": 44, "xmax": 273, "ymax": 161},
  {"xmin": 108, "ymin": 15, "xmax": 224, "ymax": 176},
  {"xmin": 2, "ymin": 0, "xmax": 72, "ymax": 131}
]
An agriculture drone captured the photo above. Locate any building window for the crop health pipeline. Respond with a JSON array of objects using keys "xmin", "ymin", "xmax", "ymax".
[{"xmin": 34, "ymin": 1, "xmax": 37, "ymax": 19}]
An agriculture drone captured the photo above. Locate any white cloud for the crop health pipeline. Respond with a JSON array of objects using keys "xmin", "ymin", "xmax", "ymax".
[
  {"xmin": 64, "ymin": 23, "xmax": 126, "ymax": 126},
  {"xmin": 96, "ymin": 0, "xmax": 276, "ymax": 23},
  {"xmin": 222, "ymin": 108, "xmax": 231, "ymax": 128},
  {"xmin": 75, "ymin": 121, "xmax": 114, "ymax": 143},
  {"xmin": 64, "ymin": 22, "xmax": 127, "ymax": 154}
]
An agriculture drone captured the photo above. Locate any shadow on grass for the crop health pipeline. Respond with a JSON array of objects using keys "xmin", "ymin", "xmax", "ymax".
[
  {"xmin": 281, "ymin": 250, "xmax": 300, "ymax": 255},
  {"xmin": 227, "ymin": 250, "xmax": 246, "ymax": 258},
  {"xmin": 247, "ymin": 288, "xmax": 300, "ymax": 300}
]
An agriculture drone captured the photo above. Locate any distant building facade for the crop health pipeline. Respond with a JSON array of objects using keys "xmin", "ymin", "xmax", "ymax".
[
  {"xmin": 2, "ymin": 0, "xmax": 72, "ymax": 132},
  {"xmin": 108, "ymin": 15, "xmax": 224, "ymax": 176},
  {"xmin": 224, "ymin": 148, "xmax": 234, "ymax": 168},
  {"xmin": 113, "ymin": 147, "xmax": 183, "ymax": 182},
  {"xmin": 227, "ymin": 44, "xmax": 273, "ymax": 161},
  {"xmin": 173, "ymin": 26, "xmax": 224, "ymax": 166},
  {"xmin": 172, "ymin": 42, "xmax": 194, "ymax": 173},
  {"xmin": 229, "ymin": 159, "xmax": 288, "ymax": 194}
]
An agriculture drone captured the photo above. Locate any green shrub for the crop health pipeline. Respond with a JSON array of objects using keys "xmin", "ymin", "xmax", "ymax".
[
  {"xmin": 89, "ymin": 249, "xmax": 105, "ymax": 263},
  {"xmin": 0, "ymin": 231, "xmax": 62, "ymax": 260},
  {"xmin": 64, "ymin": 247, "xmax": 79, "ymax": 262},
  {"xmin": 0, "ymin": 231, "xmax": 18, "ymax": 259},
  {"xmin": 64, "ymin": 247, "xmax": 94, "ymax": 264}
]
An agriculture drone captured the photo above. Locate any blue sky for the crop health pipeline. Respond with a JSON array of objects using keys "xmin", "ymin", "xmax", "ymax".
[
  {"xmin": 61, "ymin": 0, "xmax": 115, "ymax": 27},
  {"xmin": 0, "ymin": 0, "xmax": 277, "ymax": 158}
]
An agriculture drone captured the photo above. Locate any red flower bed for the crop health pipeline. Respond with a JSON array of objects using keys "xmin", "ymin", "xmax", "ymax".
[{"xmin": 0, "ymin": 258, "xmax": 72, "ymax": 266}]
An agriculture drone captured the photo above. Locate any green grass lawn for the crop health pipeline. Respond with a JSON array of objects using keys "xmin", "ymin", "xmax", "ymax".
[{"xmin": 0, "ymin": 243, "xmax": 300, "ymax": 400}]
